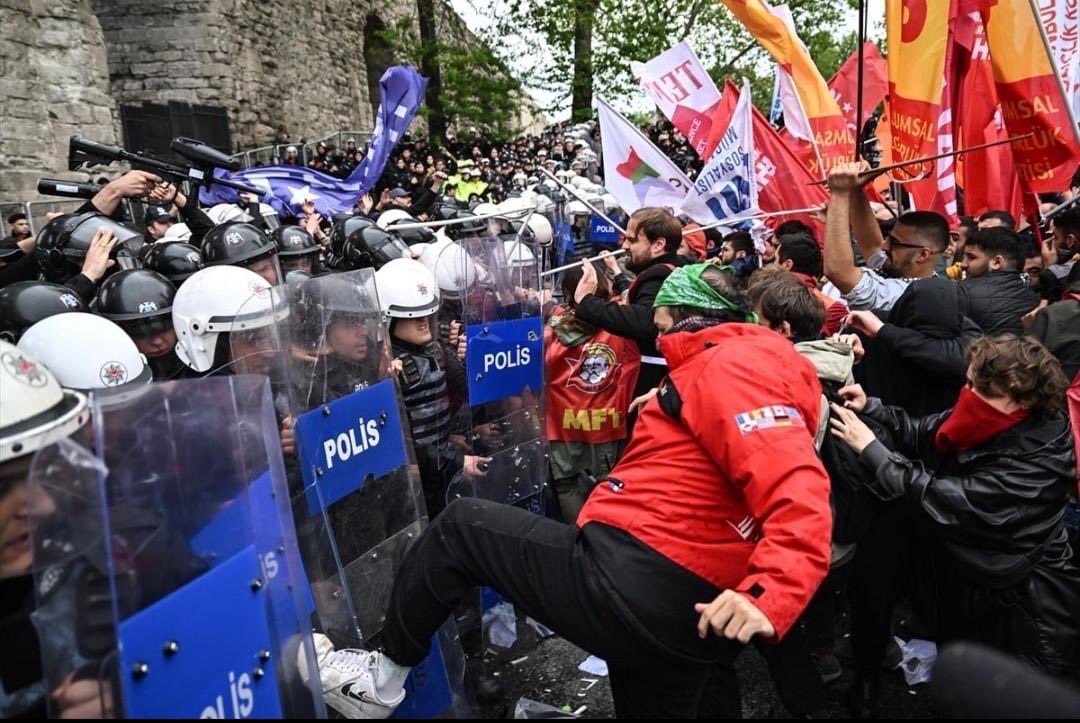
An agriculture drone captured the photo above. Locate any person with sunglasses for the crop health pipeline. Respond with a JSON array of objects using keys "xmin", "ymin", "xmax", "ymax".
[{"xmin": 824, "ymin": 162, "xmax": 948, "ymax": 314}]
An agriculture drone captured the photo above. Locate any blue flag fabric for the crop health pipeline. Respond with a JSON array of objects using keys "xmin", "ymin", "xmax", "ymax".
[{"xmin": 200, "ymin": 66, "xmax": 428, "ymax": 217}]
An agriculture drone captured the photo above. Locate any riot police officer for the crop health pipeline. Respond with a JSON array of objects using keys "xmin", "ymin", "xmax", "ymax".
[
  {"xmin": 96, "ymin": 269, "xmax": 186, "ymax": 380},
  {"xmin": 200, "ymin": 222, "xmax": 283, "ymax": 286}
]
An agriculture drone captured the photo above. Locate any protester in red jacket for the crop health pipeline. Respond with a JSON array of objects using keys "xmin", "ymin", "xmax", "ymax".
[{"xmin": 336, "ymin": 263, "xmax": 833, "ymax": 720}]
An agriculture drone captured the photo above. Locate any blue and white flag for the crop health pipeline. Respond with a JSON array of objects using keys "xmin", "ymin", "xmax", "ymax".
[
  {"xmin": 678, "ymin": 79, "xmax": 758, "ymax": 225},
  {"xmin": 768, "ymin": 66, "xmax": 783, "ymax": 125},
  {"xmin": 200, "ymin": 66, "xmax": 428, "ymax": 217}
]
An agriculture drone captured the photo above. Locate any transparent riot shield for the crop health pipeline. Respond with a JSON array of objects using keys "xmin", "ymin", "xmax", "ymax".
[
  {"xmin": 236, "ymin": 270, "xmax": 464, "ymax": 717},
  {"xmin": 440, "ymin": 233, "xmax": 548, "ymax": 712},
  {"xmin": 27, "ymin": 376, "xmax": 324, "ymax": 719}
]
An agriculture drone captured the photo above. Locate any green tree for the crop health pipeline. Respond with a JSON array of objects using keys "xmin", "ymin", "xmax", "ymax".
[
  {"xmin": 375, "ymin": 19, "xmax": 523, "ymax": 140},
  {"xmin": 484, "ymin": 0, "xmax": 859, "ymax": 117}
]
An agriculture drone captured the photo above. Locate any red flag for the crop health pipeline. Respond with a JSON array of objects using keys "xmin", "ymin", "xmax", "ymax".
[
  {"xmin": 980, "ymin": 0, "xmax": 1080, "ymax": 194},
  {"xmin": 708, "ymin": 81, "xmax": 829, "ymax": 240},
  {"xmin": 954, "ymin": 9, "xmax": 1023, "ymax": 219},
  {"xmin": 828, "ymin": 42, "xmax": 889, "ymax": 136}
]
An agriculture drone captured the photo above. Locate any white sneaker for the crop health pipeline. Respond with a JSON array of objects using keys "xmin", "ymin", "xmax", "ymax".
[{"xmin": 300, "ymin": 634, "xmax": 406, "ymax": 719}]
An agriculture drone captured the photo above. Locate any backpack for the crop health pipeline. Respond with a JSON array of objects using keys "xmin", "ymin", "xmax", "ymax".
[{"xmin": 817, "ymin": 379, "xmax": 895, "ymax": 545}]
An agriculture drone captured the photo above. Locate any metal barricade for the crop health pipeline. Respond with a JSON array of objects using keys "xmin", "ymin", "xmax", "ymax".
[{"xmin": 25, "ymin": 200, "xmax": 85, "ymax": 234}]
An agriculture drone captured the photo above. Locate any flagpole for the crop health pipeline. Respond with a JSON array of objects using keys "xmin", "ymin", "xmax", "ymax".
[
  {"xmin": 683, "ymin": 206, "xmax": 825, "ymax": 235},
  {"xmin": 381, "ymin": 207, "xmax": 532, "ymax": 232},
  {"xmin": 537, "ymin": 167, "xmax": 629, "ymax": 236},
  {"xmin": 854, "ymin": 0, "xmax": 866, "ymax": 161},
  {"xmin": 541, "ymin": 249, "xmax": 627, "ymax": 278}
]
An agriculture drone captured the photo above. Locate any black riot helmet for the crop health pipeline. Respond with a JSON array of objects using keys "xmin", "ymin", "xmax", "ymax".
[
  {"xmin": 200, "ymin": 221, "xmax": 282, "ymax": 286},
  {"xmin": 95, "ymin": 269, "xmax": 176, "ymax": 341},
  {"xmin": 34, "ymin": 212, "xmax": 146, "ymax": 282},
  {"xmin": 341, "ymin": 226, "xmax": 411, "ymax": 270},
  {"xmin": 330, "ymin": 215, "xmax": 375, "ymax": 259},
  {"xmin": 141, "ymin": 241, "xmax": 202, "ymax": 286},
  {"xmin": 0, "ymin": 281, "xmax": 87, "ymax": 342},
  {"xmin": 271, "ymin": 225, "xmax": 321, "ymax": 275},
  {"xmin": 379, "ymin": 211, "xmax": 435, "ymax": 246},
  {"xmin": 447, "ymin": 211, "xmax": 489, "ymax": 240}
]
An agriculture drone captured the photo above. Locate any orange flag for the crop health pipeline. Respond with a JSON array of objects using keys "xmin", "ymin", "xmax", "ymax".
[
  {"xmin": 718, "ymin": 0, "xmax": 851, "ymax": 178},
  {"xmin": 885, "ymin": 0, "xmax": 955, "ymax": 164},
  {"xmin": 979, "ymin": 0, "xmax": 1080, "ymax": 194}
]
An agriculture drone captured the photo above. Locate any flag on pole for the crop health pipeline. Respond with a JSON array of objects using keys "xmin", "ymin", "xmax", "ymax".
[
  {"xmin": 709, "ymin": 81, "xmax": 829, "ymax": 240},
  {"xmin": 885, "ymin": 0, "xmax": 954, "ymax": 165},
  {"xmin": 954, "ymin": 9, "xmax": 1023, "ymax": 219},
  {"xmin": 718, "ymin": 0, "xmax": 851, "ymax": 178},
  {"xmin": 632, "ymin": 42, "xmax": 724, "ymax": 158},
  {"xmin": 768, "ymin": 66, "xmax": 784, "ymax": 124},
  {"xmin": 596, "ymin": 97, "xmax": 695, "ymax": 213},
  {"xmin": 828, "ymin": 42, "xmax": 889, "ymax": 135},
  {"xmin": 1033, "ymin": 1, "xmax": 1080, "ymax": 119},
  {"xmin": 980, "ymin": 0, "xmax": 1080, "ymax": 194},
  {"xmin": 679, "ymin": 80, "xmax": 759, "ymax": 224},
  {"xmin": 200, "ymin": 66, "xmax": 428, "ymax": 216}
]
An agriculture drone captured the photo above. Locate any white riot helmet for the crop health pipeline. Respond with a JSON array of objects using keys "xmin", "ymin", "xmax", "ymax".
[
  {"xmin": 570, "ymin": 175, "xmax": 590, "ymax": 190},
  {"xmin": 375, "ymin": 258, "xmax": 440, "ymax": 319},
  {"xmin": 206, "ymin": 204, "xmax": 253, "ymax": 225},
  {"xmin": 472, "ymin": 202, "xmax": 500, "ymax": 218},
  {"xmin": 0, "ymin": 340, "xmax": 90, "ymax": 463},
  {"xmin": 565, "ymin": 200, "xmax": 591, "ymax": 219},
  {"xmin": 376, "ymin": 208, "xmax": 414, "ymax": 230},
  {"xmin": 171, "ymin": 265, "xmax": 281, "ymax": 373},
  {"xmin": 502, "ymin": 240, "xmax": 536, "ymax": 268},
  {"xmin": 162, "ymin": 222, "xmax": 192, "ymax": 243},
  {"xmin": 258, "ymin": 203, "xmax": 281, "ymax": 230},
  {"xmin": 419, "ymin": 239, "xmax": 477, "ymax": 300},
  {"xmin": 511, "ymin": 172, "xmax": 528, "ymax": 189},
  {"xmin": 18, "ymin": 313, "xmax": 152, "ymax": 391},
  {"xmin": 601, "ymin": 193, "xmax": 620, "ymax": 214},
  {"xmin": 498, "ymin": 196, "xmax": 536, "ymax": 216},
  {"xmin": 534, "ymin": 194, "xmax": 555, "ymax": 216},
  {"xmin": 526, "ymin": 214, "xmax": 554, "ymax": 246}
]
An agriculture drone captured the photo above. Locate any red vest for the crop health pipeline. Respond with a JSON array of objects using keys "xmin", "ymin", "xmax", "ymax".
[{"xmin": 545, "ymin": 310, "xmax": 641, "ymax": 444}]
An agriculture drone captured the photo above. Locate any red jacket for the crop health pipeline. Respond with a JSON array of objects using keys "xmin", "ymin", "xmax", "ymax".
[{"xmin": 578, "ymin": 323, "xmax": 833, "ymax": 639}]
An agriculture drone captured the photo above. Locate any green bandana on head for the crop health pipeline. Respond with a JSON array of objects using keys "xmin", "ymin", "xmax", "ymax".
[{"xmin": 652, "ymin": 263, "xmax": 756, "ymax": 322}]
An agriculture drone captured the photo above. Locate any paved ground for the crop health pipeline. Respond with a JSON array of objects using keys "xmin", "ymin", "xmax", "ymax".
[{"xmin": 465, "ymin": 598, "xmax": 936, "ymax": 719}]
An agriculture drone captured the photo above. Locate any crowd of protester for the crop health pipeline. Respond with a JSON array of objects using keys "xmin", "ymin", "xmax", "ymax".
[{"xmin": 1, "ymin": 103, "xmax": 1078, "ymax": 719}]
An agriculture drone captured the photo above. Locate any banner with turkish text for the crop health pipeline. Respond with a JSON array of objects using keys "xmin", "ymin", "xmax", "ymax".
[
  {"xmin": 1033, "ymin": 0, "xmax": 1080, "ymax": 118},
  {"xmin": 632, "ymin": 42, "xmax": 724, "ymax": 158},
  {"xmin": 709, "ymin": 81, "xmax": 829, "ymax": 240},
  {"xmin": 679, "ymin": 80, "xmax": 759, "ymax": 224},
  {"xmin": 981, "ymin": 0, "xmax": 1080, "ymax": 193}
]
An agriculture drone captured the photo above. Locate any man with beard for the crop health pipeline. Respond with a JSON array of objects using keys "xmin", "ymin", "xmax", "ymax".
[
  {"xmin": 573, "ymin": 207, "xmax": 685, "ymax": 398},
  {"xmin": 824, "ymin": 162, "xmax": 946, "ymax": 314}
]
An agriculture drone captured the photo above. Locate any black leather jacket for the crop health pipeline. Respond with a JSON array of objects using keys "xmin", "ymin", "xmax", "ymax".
[
  {"xmin": 858, "ymin": 399, "xmax": 1076, "ymax": 586},
  {"xmin": 856, "ymin": 400, "xmax": 1080, "ymax": 673}
]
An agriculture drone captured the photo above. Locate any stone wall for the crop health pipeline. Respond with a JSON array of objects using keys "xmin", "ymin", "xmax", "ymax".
[
  {"xmin": 0, "ymin": 0, "xmax": 118, "ymax": 202},
  {"xmin": 0, "ymin": 0, "xmax": 545, "ymax": 204}
]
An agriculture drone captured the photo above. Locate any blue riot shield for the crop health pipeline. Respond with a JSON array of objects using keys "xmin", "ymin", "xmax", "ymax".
[
  {"xmin": 27, "ymin": 376, "xmax": 324, "ymax": 719},
  {"xmin": 236, "ymin": 270, "xmax": 465, "ymax": 717},
  {"xmin": 436, "ymin": 233, "xmax": 549, "ymax": 712}
]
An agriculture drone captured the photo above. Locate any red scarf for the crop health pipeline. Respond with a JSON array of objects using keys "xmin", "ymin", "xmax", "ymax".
[{"xmin": 934, "ymin": 387, "xmax": 1030, "ymax": 452}]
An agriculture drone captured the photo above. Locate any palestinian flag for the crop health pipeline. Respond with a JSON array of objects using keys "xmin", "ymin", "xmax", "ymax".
[{"xmin": 597, "ymin": 97, "xmax": 693, "ymax": 213}]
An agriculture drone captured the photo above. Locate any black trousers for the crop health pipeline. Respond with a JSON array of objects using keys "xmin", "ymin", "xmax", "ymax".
[{"xmin": 381, "ymin": 498, "xmax": 741, "ymax": 718}]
